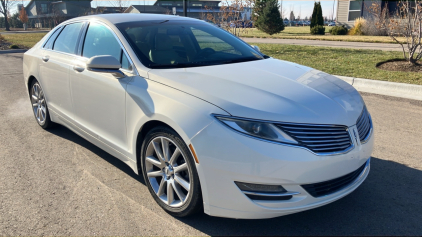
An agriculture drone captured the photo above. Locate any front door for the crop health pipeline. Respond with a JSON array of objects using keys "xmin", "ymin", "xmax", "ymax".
[{"xmin": 69, "ymin": 22, "xmax": 131, "ymax": 153}]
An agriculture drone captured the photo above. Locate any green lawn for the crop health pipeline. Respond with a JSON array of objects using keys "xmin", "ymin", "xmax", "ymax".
[
  {"xmin": 256, "ymin": 43, "xmax": 421, "ymax": 85},
  {"xmin": 239, "ymin": 27, "xmax": 403, "ymax": 44},
  {"xmin": 1, "ymin": 33, "xmax": 47, "ymax": 48}
]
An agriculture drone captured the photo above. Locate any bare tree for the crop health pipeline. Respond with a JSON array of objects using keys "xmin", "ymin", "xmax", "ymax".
[
  {"xmin": 204, "ymin": 0, "xmax": 253, "ymax": 37},
  {"xmin": 371, "ymin": 0, "xmax": 422, "ymax": 65},
  {"xmin": 0, "ymin": 0, "xmax": 18, "ymax": 31}
]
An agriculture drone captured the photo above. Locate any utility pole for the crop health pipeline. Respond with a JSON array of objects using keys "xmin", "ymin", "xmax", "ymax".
[{"xmin": 183, "ymin": 0, "xmax": 187, "ymax": 16}]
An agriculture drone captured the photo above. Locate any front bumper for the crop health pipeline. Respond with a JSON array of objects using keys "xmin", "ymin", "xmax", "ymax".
[{"xmin": 191, "ymin": 120, "xmax": 374, "ymax": 219}]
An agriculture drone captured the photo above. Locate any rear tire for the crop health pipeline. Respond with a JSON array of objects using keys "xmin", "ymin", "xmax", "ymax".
[
  {"xmin": 140, "ymin": 126, "xmax": 203, "ymax": 217},
  {"xmin": 29, "ymin": 79, "xmax": 55, "ymax": 129}
]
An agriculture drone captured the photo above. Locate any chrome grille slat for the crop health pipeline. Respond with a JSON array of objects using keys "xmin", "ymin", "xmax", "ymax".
[
  {"xmin": 311, "ymin": 144, "xmax": 352, "ymax": 151},
  {"xmin": 306, "ymin": 141, "xmax": 352, "ymax": 147},
  {"xmin": 293, "ymin": 135, "xmax": 350, "ymax": 139},
  {"xmin": 356, "ymin": 106, "xmax": 372, "ymax": 142},
  {"xmin": 275, "ymin": 123, "xmax": 352, "ymax": 154},
  {"xmin": 284, "ymin": 131, "xmax": 348, "ymax": 135},
  {"xmin": 279, "ymin": 126, "xmax": 345, "ymax": 131},
  {"xmin": 300, "ymin": 138, "xmax": 351, "ymax": 143}
]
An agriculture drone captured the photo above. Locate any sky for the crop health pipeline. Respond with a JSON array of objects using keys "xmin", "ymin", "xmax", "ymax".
[
  {"xmin": 15, "ymin": 0, "xmax": 338, "ymax": 19},
  {"xmin": 282, "ymin": 1, "xmax": 338, "ymax": 19}
]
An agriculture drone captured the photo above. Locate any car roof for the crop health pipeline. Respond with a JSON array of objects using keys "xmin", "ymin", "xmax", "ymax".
[{"xmin": 65, "ymin": 13, "xmax": 199, "ymax": 25}]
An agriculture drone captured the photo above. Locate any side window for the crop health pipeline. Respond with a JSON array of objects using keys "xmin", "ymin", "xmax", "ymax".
[
  {"xmin": 191, "ymin": 27, "xmax": 241, "ymax": 55},
  {"xmin": 53, "ymin": 23, "xmax": 84, "ymax": 54},
  {"xmin": 121, "ymin": 53, "xmax": 132, "ymax": 71},
  {"xmin": 83, "ymin": 23, "xmax": 121, "ymax": 62},
  {"xmin": 43, "ymin": 27, "xmax": 62, "ymax": 50}
]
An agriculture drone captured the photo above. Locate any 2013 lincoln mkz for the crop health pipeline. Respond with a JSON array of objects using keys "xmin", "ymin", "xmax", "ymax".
[{"xmin": 23, "ymin": 14, "xmax": 374, "ymax": 219}]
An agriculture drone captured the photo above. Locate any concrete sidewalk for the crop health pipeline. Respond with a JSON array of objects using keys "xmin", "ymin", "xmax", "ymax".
[
  {"xmin": 241, "ymin": 37, "xmax": 404, "ymax": 51},
  {"xmin": 0, "ymin": 30, "xmax": 50, "ymax": 35}
]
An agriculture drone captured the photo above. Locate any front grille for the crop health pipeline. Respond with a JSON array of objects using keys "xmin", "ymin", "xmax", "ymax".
[
  {"xmin": 275, "ymin": 123, "xmax": 352, "ymax": 154},
  {"xmin": 356, "ymin": 107, "xmax": 372, "ymax": 142},
  {"xmin": 301, "ymin": 162, "xmax": 367, "ymax": 197}
]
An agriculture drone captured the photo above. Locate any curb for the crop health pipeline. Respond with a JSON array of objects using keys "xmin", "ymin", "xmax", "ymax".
[
  {"xmin": 0, "ymin": 49, "xmax": 27, "ymax": 54},
  {"xmin": 335, "ymin": 75, "xmax": 422, "ymax": 101}
]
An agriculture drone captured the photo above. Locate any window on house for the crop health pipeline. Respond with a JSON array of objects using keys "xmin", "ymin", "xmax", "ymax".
[
  {"xmin": 348, "ymin": 0, "xmax": 363, "ymax": 21},
  {"xmin": 41, "ymin": 3, "xmax": 48, "ymax": 14}
]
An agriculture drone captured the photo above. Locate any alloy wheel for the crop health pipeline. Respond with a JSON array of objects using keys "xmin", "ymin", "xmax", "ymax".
[
  {"xmin": 31, "ymin": 82, "xmax": 47, "ymax": 125},
  {"xmin": 145, "ymin": 136, "xmax": 192, "ymax": 208}
]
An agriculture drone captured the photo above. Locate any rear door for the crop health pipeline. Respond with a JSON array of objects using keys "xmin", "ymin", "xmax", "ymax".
[{"xmin": 39, "ymin": 22, "xmax": 85, "ymax": 120}]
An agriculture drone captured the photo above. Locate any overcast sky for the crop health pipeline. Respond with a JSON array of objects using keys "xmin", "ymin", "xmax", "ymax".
[{"xmin": 16, "ymin": 0, "xmax": 338, "ymax": 19}]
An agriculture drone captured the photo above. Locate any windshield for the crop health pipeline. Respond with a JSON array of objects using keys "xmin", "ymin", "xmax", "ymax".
[{"xmin": 116, "ymin": 20, "xmax": 265, "ymax": 69}]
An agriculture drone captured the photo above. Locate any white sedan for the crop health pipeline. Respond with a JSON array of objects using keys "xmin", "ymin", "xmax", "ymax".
[{"xmin": 23, "ymin": 14, "xmax": 374, "ymax": 219}]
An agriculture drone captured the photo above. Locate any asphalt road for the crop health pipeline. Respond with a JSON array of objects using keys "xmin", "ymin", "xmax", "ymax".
[
  {"xmin": 241, "ymin": 38, "xmax": 404, "ymax": 51},
  {"xmin": 1, "ymin": 53, "xmax": 421, "ymax": 236}
]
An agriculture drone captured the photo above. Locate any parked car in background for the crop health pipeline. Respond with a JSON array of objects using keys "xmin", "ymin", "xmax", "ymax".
[
  {"xmin": 328, "ymin": 22, "xmax": 336, "ymax": 26},
  {"xmin": 23, "ymin": 14, "xmax": 373, "ymax": 219}
]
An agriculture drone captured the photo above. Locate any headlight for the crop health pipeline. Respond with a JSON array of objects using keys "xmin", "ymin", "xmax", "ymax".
[{"xmin": 215, "ymin": 116, "xmax": 298, "ymax": 144}]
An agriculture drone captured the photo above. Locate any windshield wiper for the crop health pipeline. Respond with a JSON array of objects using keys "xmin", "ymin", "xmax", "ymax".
[
  {"xmin": 220, "ymin": 57, "xmax": 262, "ymax": 64},
  {"xmin": 149, "ymin": 62, "xmax": 207, "ymax": 69}
]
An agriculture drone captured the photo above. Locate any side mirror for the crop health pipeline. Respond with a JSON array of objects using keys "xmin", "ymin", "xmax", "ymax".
[
  {"xmin": 251, "ymin": 45, "xmax": 261, "ymax": 52},
  {"xmin": 86, "ymin": 55, "xmax": 126, "ymax": 78}
]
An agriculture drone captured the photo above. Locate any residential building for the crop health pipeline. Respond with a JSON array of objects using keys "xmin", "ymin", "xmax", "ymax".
[
  {"xmin": 124, "ymin": 0, "xmax": 224, "ymax": 20},
  {"xmin": 25, "ymin": 0, "xmax": 92, "ymax": 27},
  {"xmin": 336, "ymin": 0, "xmax": 399, "ymax": 27}
]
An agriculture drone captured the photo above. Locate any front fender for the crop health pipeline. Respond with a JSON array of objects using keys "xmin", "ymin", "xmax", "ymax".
[{"xmin": 125, "ymin": 76, "xmax": 229, "ymax": 162}]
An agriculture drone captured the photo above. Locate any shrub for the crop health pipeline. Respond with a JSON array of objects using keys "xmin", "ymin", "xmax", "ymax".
[
  {"xmin": 9, "ymin": 44, "xmax": 19, "ymax": 49},
  {"xmin": 349, "ymin": 17, "xmax": 365, "ymax": 35},
  {"xmin": 329, "ymin": 25, "xmax": 348, "ymax": 35},
  {"xmin": 310, "ymin": 25, "xmax": 325, "ymax": 35},
  {"xmin": 361, "ymin": 17, "xmax": 388, "ymax": 36}
]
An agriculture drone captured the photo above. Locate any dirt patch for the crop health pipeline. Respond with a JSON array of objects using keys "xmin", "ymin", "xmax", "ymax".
[{"xmin": 377, "ymin": 59, "xmax": 422, "ymax": 73}]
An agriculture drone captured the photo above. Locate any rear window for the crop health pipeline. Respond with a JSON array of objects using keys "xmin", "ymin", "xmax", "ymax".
[{"xmin": 53, "ymin": 22, "xmax": 84, "ymax": 54}]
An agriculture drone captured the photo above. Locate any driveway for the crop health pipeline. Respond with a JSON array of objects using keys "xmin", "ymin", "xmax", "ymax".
[{"xmin": 0, "ymin": 53, "xmax": 421, "ymax": 235}]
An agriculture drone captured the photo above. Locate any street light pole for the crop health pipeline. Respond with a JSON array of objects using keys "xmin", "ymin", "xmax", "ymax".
[{"xmin": 183, "ymin": 0, "xmax": 187, "ymax": 16}]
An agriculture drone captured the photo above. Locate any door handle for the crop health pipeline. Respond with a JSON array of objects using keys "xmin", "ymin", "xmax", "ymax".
[
  {"xmin": 73, "ymin": 65, "xmax": 85, "ymax": 72},
  {"xmin": 41, "ymin": 56, "xmax": 49, "ymax": 62}
]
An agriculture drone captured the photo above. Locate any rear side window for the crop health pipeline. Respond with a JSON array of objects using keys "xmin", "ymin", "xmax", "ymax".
[
  {"xmin": 43, "ymin": 27, "xmax": 62, "ymax": 50},
  {"xmin": 83, "ymin": 22, "xmax": 121, "ymax": 61},
  {"xmin": 53, "ymin": 22, "xmax": 84, "ymax": 54}
]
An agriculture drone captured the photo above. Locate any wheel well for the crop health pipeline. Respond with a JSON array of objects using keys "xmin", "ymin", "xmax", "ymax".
[
  {"xmin": 136, "ymin": 120, "xmax": 173, "ymax": 172},
  {"xmin": 27, "ymin": 76, "xmax": 36, "ymax": 94}
]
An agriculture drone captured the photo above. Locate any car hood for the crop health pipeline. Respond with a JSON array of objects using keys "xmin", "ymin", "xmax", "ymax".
[{"xmin": 147, "ymin": 58, "xmax": 364, "ymax": 126}]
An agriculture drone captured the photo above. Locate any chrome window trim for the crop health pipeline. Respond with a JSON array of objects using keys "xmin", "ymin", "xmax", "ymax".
[
  {"xmin": 41, "ymin": 20, "xmax": 138, "ymax": 76},
  {"xmin": 212, "ymin": 114, "xmax": 355, "ymax": 156}
]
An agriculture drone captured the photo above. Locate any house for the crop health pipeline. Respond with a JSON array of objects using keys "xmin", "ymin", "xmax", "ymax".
[
  {"xmin": 336, "ymin": 0, "xmax": 399, "ymax": 27},
  {"xmin": 25, "ymin": 0, "xmax": 92, "ymax": 27},
  {"xmin": 124, "ymin": 0, "xmax": 223, "ymax": 20}
]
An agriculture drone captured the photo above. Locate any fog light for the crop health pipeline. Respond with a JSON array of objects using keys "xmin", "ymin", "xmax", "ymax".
[{"xmin": 235, "ymin": 181, "xmax": 286, "ymax": 193}]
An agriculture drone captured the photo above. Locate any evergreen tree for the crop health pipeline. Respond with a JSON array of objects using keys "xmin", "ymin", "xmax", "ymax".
[
  {"xmin": 255, "ymin": 0, "xmax": 285, "ymax": 35},
  {"xmin": 316, "ymin": 2, "xmax": 324, "ymax": 26},
  {"xmin": 310, "ymin": 2, "xmax": 318, "ymax": 28},
  {"xmin": 252, "ymin": 0, "xmax": 266, "ymax": 23}
]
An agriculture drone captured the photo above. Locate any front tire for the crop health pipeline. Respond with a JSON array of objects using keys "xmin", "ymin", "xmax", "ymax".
[
  {"xmin": 140, "ymin": 126, "xmax": 203, "ymax": 217},
  {"xmin": 29, "ymin": 79, "xmax": 54, "ymax": 129}
]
